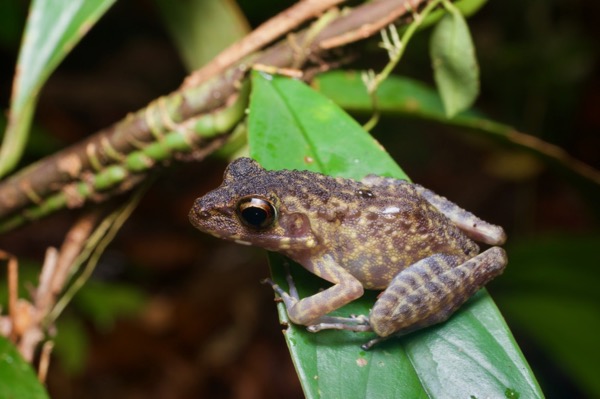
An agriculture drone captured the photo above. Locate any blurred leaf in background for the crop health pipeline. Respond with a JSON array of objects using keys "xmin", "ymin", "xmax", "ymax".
[
  {"xmin": 155, "ymin": 0, "xmax": 250, "ymax": 72},
  {"xmin": 0, "ymin": 0, "xmax": 117, "ymax": 177},
  {"xmin": 430, "ymin": 0, "xmax": 480, "ymax": 117}
]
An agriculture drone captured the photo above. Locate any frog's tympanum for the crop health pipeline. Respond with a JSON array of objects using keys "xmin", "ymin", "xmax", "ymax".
[{"xmin": 189, "ymin": 157, "xmax": 507, "ymax": 349}]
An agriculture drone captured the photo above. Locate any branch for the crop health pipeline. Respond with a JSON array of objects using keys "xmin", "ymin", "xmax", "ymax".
[
  {"xmin": 0, "ymin": 0, "xmax": 428, "ymax": 231},
  {"xmin": 182, "ymin": 0, "xmax": 349, "ymax": 88}
]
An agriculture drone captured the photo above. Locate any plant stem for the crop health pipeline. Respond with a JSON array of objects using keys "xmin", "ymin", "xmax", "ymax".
[{"xmin": 364, "ymin": 0, "xmax": 443, "ymax": 131}]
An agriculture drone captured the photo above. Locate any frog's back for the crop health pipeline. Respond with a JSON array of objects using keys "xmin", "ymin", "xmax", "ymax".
[{"xmin": 272, "ymin": 170, "xmax": 479, "ymax": 290}]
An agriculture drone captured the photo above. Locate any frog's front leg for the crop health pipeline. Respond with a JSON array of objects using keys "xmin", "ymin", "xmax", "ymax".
[{"xmin": 264, "ymin": 254, "xmax": 364, "ymax": 326}]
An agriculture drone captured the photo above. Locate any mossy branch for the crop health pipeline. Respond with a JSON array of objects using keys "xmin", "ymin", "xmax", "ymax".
[{"xmin": 0, "ymin": 0, "xmax": 428, "ymax": 232}]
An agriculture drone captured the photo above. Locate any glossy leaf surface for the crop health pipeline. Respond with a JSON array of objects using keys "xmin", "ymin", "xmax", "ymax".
[
  {"xmin": 247, "ymin": 71, "xmax": 543, "ymax": 398},
  {"xmin": 155, "ymin": 0, "xmax": 249, "ymax": 71}
]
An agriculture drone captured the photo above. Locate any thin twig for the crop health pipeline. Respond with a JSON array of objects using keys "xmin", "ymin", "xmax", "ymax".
[
  {"xmin": 38, "ymin": 341, "xmax": 54, "ymax": 383},
  {"xmin": 48, "ymin": 183, "xmax": 150, "ymax": 323},
  {"xmin": 4, "ymin": 251, "xmax": 18, "ymax": 342},
  {"xmin": 34, "ymin": 247, "xmax": 58, "ymax": 317},
  {"xmin": 363, "ymin": 0, "xmax": 442, "ymax": 130},
  {"xmin": 506, "ymin": 129, "xmax": 600, "ymax": 185},
  {"xmin": 182, "ymin": 0, "xmax": 348, "ymax": 88},
  {"xmin": 319, "ymin": 0, "xmax": 424, "ymax": 49},
  {"xmin": 51, "ymin": 210, "xmax": 102, "ymax": 297}
]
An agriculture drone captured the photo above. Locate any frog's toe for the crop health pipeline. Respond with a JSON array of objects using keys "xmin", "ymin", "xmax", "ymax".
[
  {"xmin": 306, "ymin": 315, "xmax": 373, "ymax": 333},
  {"xmin": 361, "ymin": 335, "xmax": 389, "ymax": 351},
  {"xmin": 261, "ymin": 278, "xmax": 299, "ymax": 308},
  {"xmin": 260, "ymin": 277, "xmax": 278, "ymax": 290},
  {"xmin": 307, "ymin": 322, "xmax": 372, "ymax": 333}
]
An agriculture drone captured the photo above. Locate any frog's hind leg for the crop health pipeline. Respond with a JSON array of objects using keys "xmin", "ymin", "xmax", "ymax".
[
  {"xmin": 369, "ymin": 247, "xmax": 507, "ymax": 339},
  {"xmin": 414, "ymin": 185, "xmax": 506, "ymax": 245}
]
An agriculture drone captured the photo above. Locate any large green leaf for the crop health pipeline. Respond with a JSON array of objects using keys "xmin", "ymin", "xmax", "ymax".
[
  {"xmin": 249, "ymin": 71, "xmax": 406, "ymax": 180},
  {"xmin": 0, "ymin": 336, "xmax": 49, "ymax": 399},
  {"xmin": 247, "ymin": 71, "xmax": 543, "ymax": 398},
  {"xmin": 0, "ymin": 0, "xmax": 116, "ymax": 178}
]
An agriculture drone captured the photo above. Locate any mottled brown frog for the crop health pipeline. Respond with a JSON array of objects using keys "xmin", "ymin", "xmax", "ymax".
[{"xmin": 189, "ymin": 157, "xmax": 507, "ymax": 349}]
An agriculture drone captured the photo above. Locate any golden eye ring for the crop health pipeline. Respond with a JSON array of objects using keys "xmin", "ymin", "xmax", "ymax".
[{"xmin": 236, "ymin": 197, "xmax": 277, "ymax": 229}]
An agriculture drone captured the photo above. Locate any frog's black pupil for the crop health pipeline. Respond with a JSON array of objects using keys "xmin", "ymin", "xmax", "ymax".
[
  {"xmin": 241, "ymin": 206, "xmax": 267, "ymax": 227},
  {"xmin": 237, "ymin": 197, "xmax": 276, "ymax": 229}
]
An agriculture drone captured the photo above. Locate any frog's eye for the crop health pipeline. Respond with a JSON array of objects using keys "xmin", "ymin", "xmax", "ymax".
[{"xmin": 236, "ymin": 197, "xmax": 277, "ymax": 229}]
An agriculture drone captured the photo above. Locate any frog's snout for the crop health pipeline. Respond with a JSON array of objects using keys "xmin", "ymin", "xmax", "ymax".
[
  {"xmin": 188, "ymin": 195, "xmax": 215, "ymax": 228},
  {"xmin": 188, "ymin": 203, "xmax": 205, "ymax": 229},
  {"xmin": 189, "ymin": 207, "xmax": 210, "ymax": 223}
]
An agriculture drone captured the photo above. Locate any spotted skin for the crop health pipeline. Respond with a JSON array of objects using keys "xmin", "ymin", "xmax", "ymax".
[{"xmin": 189, "ymin": 158, "xmax": 507, "ymax": 345}]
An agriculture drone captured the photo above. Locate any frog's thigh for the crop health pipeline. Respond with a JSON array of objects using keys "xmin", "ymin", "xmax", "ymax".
[{"xmin": 370, "ymin": 247, "xmax": 507, "ymax": 337}]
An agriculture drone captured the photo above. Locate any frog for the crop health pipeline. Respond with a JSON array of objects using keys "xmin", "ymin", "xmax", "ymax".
[{"xmin": 189, "ymin": 157, "xmax": 507, "ymax": 349}]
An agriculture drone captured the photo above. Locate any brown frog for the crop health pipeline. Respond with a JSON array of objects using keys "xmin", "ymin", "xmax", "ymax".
[{"xmin": 189, "ymin": 157, "xmax": 507, "ymax": 349}]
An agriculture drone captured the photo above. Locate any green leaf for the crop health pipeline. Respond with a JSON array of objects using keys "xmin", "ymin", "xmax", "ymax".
[
  {"xmin": 154, "ymin": 0, "xmax": 249, "ymax": 71},
  {"xmin": 247, "ymin": 71, "xmax": 543, "ymax": 398},
  {"xmin": 0, "ymin": 336, "xmax": 49, "ymax": 399},
  {"xmin": 430, "ymin": 1, "xmax": 479, "ymax": 117},
  {"xmin": 0, "ymin": 0, "xmax": 116, "ymax": 178},
  {"xmin": 249, "ymin": 71, "xmax": 407, "ymax": 180}
]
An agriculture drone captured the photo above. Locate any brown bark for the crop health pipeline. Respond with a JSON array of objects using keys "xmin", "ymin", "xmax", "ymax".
[{"xmin": 0, "ymin": 0, "xmax": 427, "ymax": 221}]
